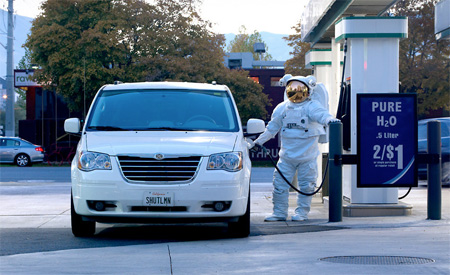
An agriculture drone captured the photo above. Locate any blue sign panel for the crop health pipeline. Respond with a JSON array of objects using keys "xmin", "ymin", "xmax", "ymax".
[{"xmin": 357, "ymin": 94, "xmax": 417, "ymax": 187}]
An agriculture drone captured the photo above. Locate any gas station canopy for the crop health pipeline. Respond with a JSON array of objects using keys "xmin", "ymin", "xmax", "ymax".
[{"xmin": 301, "ymin": 0, "xmax": 399, "ymax": 45}]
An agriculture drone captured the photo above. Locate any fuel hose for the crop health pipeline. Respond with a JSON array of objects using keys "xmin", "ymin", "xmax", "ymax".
[
  {"xmin": 258, "ymin": 145, "xmax": 327, "ymax": 196},
  {"xmin": 257, "ymin": 144, "xmax": 411, "ymax": 200}
]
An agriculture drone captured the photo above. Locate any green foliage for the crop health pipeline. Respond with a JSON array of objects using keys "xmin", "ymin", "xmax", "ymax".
[
  {"xmin": 391, "ymin": 0, "xmax": 450, "ymax": 118},
  {"xmin": 24, "ymin": 0, "xmax": 268, "ymax": 122},
  {"xmin": 227, "ymin": 26, "xmax": 273, "ymax": 61},
  {"xmin": 215, "ymin": 69, "xmax": 269, "ymax": 122},
  {"xmin": 25, "ymin": 0, "xmax": 121, "ymax": 112},
  {"xmin": 283, "ymin": 21, "xmax": 312, "ymax": 76}
]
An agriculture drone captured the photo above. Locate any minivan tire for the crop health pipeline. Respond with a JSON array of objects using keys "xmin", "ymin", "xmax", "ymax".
[
  {"xmin": 228, "ymin": 190, "xmax": 250, "ymax": 238},
  {"xmin": 71, "ymin": 193, "xmax": 96, "ymax": 237}
]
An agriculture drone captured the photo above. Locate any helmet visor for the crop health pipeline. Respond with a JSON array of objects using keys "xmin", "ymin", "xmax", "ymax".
[{"xmin": 286, "ymin": 81, "xmax": 309, "ymax": 103}]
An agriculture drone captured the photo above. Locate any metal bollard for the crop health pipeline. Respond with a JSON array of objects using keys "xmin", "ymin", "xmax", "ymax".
[
  {"xmin": 427, "ymin": 121, "xmax": 441, "ymax": 220},
  {"xmin": 328, "ymin": 122, "xmax": 343, "ymax": 222}
]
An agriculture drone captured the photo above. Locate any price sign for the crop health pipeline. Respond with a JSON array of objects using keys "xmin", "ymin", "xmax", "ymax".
[{"xmin": 357, "ymin": 94, "xmax": 417, "ymax": 187}]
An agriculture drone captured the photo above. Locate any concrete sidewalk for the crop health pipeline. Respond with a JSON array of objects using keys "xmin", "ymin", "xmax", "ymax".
[{"xmin": 1, "ymin": 186, "xmax": 449, "ymax": 274}]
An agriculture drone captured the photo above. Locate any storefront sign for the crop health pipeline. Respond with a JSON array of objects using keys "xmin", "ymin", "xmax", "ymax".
[{"xmin": 14, "ymin": 70, "xmax": 38, "ymax": 87}]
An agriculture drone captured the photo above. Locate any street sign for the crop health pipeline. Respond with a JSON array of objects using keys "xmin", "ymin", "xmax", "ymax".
[{"xmin": 357, "ymin": 93, "xmax": 417, "ymax": 187}]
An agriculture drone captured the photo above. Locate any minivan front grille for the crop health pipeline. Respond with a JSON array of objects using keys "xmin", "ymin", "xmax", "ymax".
[{"xmin": 118, "ymin": 155, "xmax": 201, "ymax": 182}]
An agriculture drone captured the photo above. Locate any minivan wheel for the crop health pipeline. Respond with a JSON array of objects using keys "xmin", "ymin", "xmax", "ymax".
[
  {"xmin": 71, "ymin": 193, "xmax": 96, "ymax": 237},
  {"xmin": 15, "ymin": 154, "xmax": 31, "ymax": 167},
  {"xmin": 228, "ymin": 191, "xmax": 250, "ymax": 238}
]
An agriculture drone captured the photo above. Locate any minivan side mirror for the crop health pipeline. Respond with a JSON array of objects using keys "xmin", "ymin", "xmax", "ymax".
[
  {"xmin": 64, "ymin": 118, "xmax": 81, "ymax": 134},
  {"xmin": 245, "ymin": 118, "xmax": 265, "ymax": 137}
]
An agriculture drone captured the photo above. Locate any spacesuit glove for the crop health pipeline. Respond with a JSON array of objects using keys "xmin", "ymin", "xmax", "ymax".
[
  {"xmin": 247, "ymin": 140, "xmax": 263, "ymax": 153},
  {"xmin": 246, "ymin": 139, "xmax": 255, "ymax": 150},
  {"xmin": 327, "ymin": 118, "xmax": 341, "ymax": 125},
  {"xmin": 252, "ymin": 143, "xmax": 264, "ymax": 152}
]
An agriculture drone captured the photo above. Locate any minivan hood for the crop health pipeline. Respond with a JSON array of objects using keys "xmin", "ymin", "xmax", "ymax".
[{"xmin": 84, "ymin": 131, "xmax": 238, "ymax": 156}]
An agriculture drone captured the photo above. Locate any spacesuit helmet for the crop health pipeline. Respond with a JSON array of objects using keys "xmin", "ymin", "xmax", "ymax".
[
  {"xmin": 286, "ymin": 80, "xmax": 309, "ymax": 103},
  {"xmin": 282, "ymin": 75, "xmax": 317, "ymax": 103}
]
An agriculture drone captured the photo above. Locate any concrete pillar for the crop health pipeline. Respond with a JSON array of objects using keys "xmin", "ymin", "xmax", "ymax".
[
  {"xmin": 331, "ymin": 39, "xmax": 341, "ymax": 116},
  {"xmin": 305, "ymin": 44, "xmax": 343, "ymax": 116},
  {"xmin": 305, "ymin": 47, "xmax": 343, "ymax": 186},
  {"xmin": 334, "ymin": 16, "xmax": 408, "ymax": 204}
]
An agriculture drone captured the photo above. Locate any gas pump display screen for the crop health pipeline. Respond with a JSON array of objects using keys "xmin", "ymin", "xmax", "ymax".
[{"xmin": 357, "ymin": 94, "xmax": 417, "ymax": 187}]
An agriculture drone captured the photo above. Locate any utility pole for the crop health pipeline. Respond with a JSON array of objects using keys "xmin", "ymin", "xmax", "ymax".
[{"xmin": 5, "ymin": 0, "xmax": 14, "ymax": 136}]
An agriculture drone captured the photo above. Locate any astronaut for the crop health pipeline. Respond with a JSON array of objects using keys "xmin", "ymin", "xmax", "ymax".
[{"xmin": 251, "ymin": 74, "xmax": 339, "ymax": 222}]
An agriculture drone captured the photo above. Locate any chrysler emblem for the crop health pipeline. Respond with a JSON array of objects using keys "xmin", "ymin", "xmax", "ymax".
[{"xmin": 155, "ymin": 153, "xmax": 164, "ymax": 160}]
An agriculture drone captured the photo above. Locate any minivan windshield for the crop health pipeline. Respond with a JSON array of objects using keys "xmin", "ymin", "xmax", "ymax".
[{"xmin": 86, "ymin": 89, "xmax": 239, "ymax": 132}]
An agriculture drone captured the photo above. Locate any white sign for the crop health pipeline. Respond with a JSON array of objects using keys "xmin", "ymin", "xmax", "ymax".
[
  {"xmin": 14, "ymin": 71, "xmax": 39, "ymax": 87},
  {"xmin": 435, "ymin": 0, "xmax": 450, "ymax": 40}
]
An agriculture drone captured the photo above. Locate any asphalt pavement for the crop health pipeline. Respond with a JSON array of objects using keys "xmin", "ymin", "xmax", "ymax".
[{"xmin": 0, "ymin": 166, "xmax": 449, "ymax": 274}]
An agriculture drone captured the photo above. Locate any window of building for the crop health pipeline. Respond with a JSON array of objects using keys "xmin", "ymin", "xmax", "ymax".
[
  {"xmin": 249, "ymin": 76, "xmax": 259, "ymax": 83},
  {"xmin": 228, "ymin": 59, "xmax": 242, "ymax": 69},
  {"xmin": 270, "ymin": 77, "xmax": 282, "ymax": 86}
]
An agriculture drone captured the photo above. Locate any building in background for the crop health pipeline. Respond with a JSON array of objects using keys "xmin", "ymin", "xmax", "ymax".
[{"xmin": 14, "ymin": 69, "xmax": 80, "ymax": 162}]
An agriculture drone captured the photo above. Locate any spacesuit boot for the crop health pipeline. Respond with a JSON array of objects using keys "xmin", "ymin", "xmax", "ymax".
[
  {"xmin": 264, "ymin": 159, "xmax": 294, "ymax": 222},
  {"xmin": 291, "ymin": 198, "xmax": 311, "ymax": 221},
  {"xmin": 264, "ymin": 214, "xmax": 287, "ymax": 222},
  {"xmin": 292, "ymin": 180, "xmax": 315, "ymax": 221},
  {"xmin": 264, "ymin": 186, "xmax": 289, "ymax": 222}
]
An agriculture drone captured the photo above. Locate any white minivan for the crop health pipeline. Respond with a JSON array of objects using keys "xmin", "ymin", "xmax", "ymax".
[{"xmin": 64, "ymin": 81, "xmax": 265, "ymax": 237}]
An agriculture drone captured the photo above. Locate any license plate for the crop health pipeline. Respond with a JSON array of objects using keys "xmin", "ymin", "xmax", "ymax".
[{"xmin": 144, "ymin": 191, "xmax": 174, "ymax": 206}]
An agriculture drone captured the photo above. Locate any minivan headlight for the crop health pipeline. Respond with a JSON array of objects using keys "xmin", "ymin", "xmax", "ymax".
[
  {"xmin": 78, "ymin": 151, "xmax": 112, "ymax": 171},
  {"xmin": 207, "ymin": 152, "xmax": 242, "ymax": 172}
]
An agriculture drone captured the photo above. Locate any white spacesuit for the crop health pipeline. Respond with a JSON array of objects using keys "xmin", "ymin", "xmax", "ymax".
[{"xmin": 253, "ymin": 75, "xmax": 339, "ymax": 222}]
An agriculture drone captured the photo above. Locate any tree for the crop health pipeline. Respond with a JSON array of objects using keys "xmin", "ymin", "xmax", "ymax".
[
  {"xmin": 227, "ymin": 26, "xmax": 273, "ymax": 61},
  {"xmin": 25, "ymin": 0, "xmax": 124, "ymax": 114},
  {"xmin": 216, "ymin": 68, "xmax": 268, "ymax": 121},
  {"xmin": 391, "ymin": 0, "xmax": 450, "ymax": 118},
  {"xmin": 24, "ymin": 0, "xmax": 268, "ymax": 122},
  {"xmin": 283, "ymin": 21, "xmax": 312, "ymax": 76}
]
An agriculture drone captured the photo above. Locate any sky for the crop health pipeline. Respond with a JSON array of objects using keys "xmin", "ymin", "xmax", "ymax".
[{"xmin": 5, "ymin": 0, "xmax": 307, "ymax": 35}]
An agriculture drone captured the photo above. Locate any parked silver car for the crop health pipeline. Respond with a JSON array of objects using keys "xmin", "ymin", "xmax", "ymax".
[{"xmin": 0, "ymin": 137, "xmax": 45, "ymax": 167}]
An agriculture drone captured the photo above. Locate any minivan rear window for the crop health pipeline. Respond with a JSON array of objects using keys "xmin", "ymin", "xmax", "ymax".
[{"xmin": 86, "ymin": 89, "xmax": 239, "ymax": 132}]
